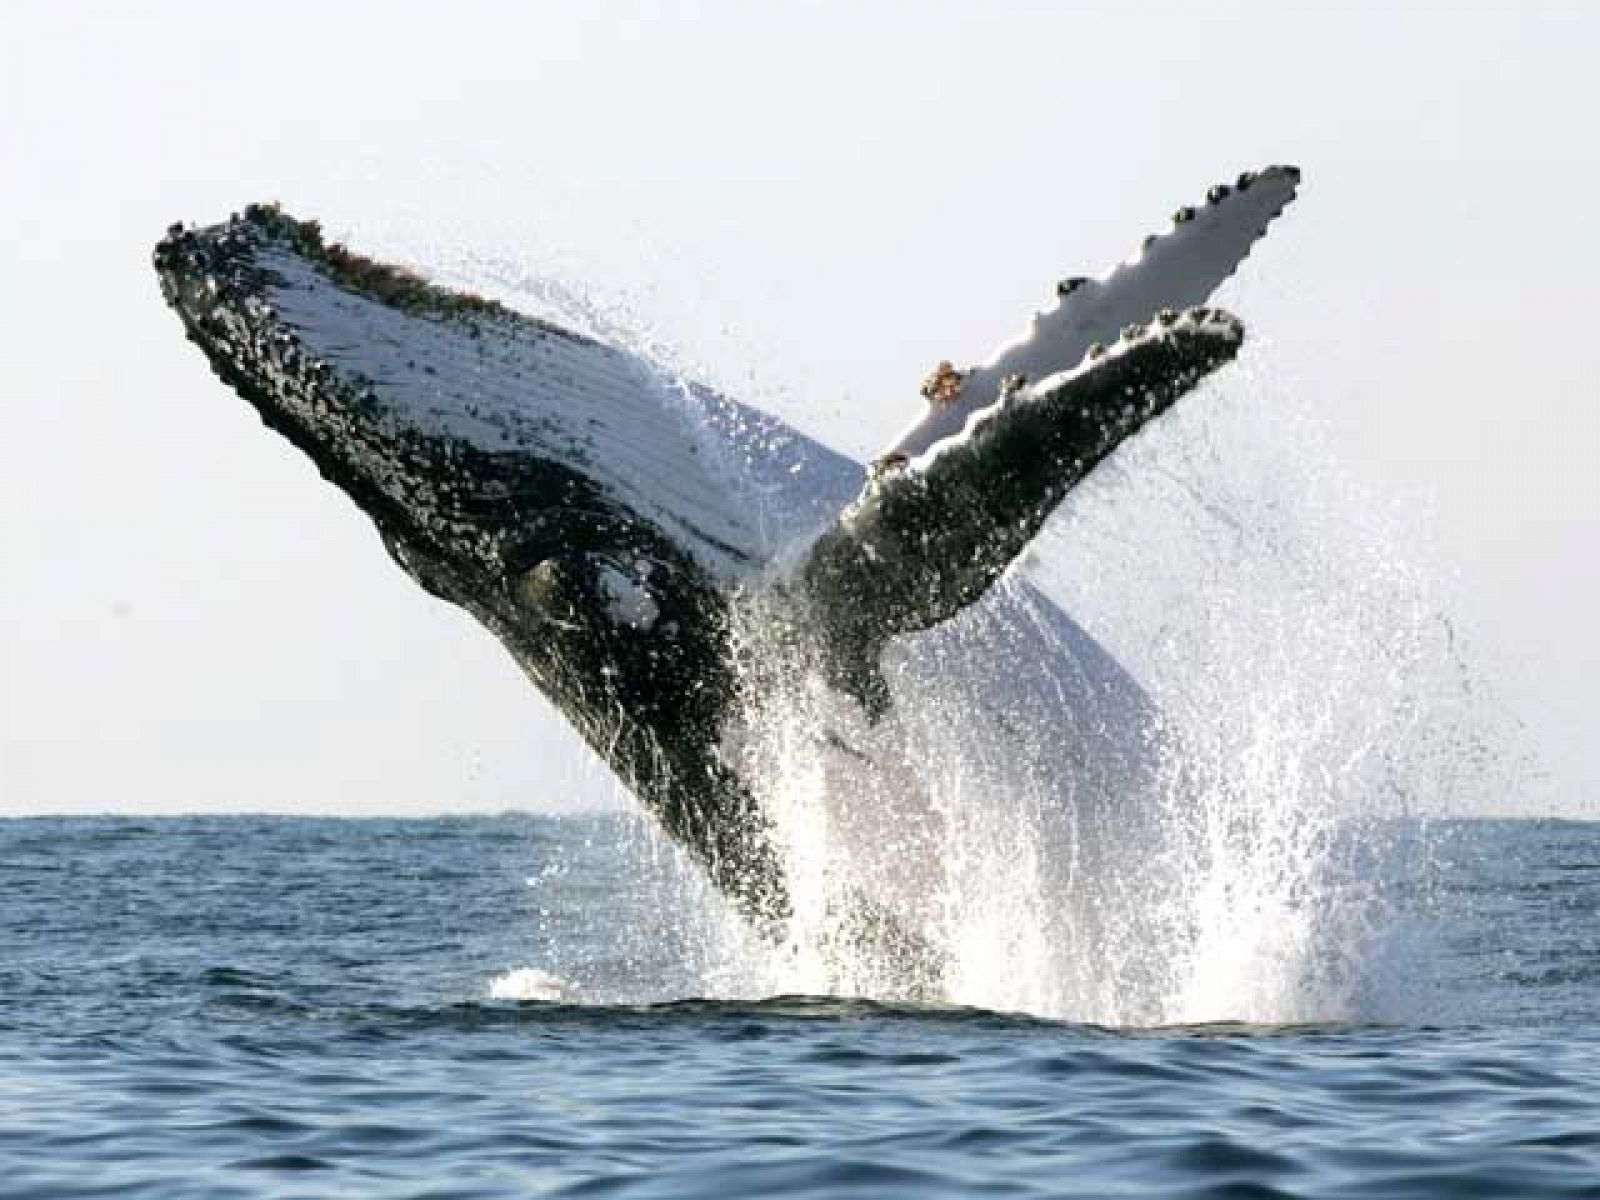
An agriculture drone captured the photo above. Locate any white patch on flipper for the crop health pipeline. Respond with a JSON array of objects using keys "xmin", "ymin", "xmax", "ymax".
[
  {"xmin": 906, "ymin": 308, "xmax": 1245, "ymax": 474},
  {"xmin": 886, "ymin": 166, "xmax": 1299, "ymax": 461}
]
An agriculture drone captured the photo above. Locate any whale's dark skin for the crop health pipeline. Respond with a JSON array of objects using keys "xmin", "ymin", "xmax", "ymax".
[
  {"xmin": 155, "ymin": 211, "xmax": 789, "ymax": 921},
  {"xmin": 153, "ymin": 175, "xmax": 1292, "ymax": 937}
]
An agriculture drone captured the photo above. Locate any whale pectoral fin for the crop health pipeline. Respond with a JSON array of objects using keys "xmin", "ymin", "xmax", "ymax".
[
  {"xmin": 887, "ymin": 165, "xmax": 1298, "ymax": 461},
  {"xmin": 799, "ymin": 307, "xmax": 1244, "ymax": 713}
]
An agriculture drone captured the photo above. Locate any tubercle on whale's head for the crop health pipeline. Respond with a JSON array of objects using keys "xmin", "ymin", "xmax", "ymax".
[{"xmin": 155, "ymin": 212, "xmax": 521, "ymax": 620}]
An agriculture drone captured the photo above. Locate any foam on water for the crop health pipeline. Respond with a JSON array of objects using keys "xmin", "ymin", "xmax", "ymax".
[{"xmin": 487, "ymin": 967, "xmax": 575, "ymax": 1002}]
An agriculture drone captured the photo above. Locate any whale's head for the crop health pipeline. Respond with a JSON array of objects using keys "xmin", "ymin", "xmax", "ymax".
[
  {"xmin": 152, "ymin": 208, "xmax": 755, "ymax": 824},
  {"xmin": 154, "ymin": 206, "xmax": 790, "ymax": 916}
]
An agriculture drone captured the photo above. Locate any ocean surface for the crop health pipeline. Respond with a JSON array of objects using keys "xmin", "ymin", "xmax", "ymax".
[{"xmin": 3, "ymin": 813, "xmax": 1598, "ymax": 1198}]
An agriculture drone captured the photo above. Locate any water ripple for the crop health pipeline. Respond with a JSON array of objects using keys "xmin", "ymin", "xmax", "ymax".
[{"xmin": 3, "ymin": 816, "xmax": 1599, "ymax": 1198}]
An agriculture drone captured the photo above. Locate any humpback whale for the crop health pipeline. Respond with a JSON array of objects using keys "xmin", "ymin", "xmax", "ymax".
[{"xmin": 154, "ymin": 167, "xmax": 1299, "ymax": 955}]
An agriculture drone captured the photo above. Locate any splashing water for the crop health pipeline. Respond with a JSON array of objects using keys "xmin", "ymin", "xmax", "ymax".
[
  {"xmin": 712, "ymin": 358, "xmax": 1501, "ymax": 1027},
  {"xmin": 1028, "ymin": 360, "xmax": 1503, "ymax": 1026},
  {"xmin": 416, "ymin": 247, "xmax": 1506, "ymax": 1026}
]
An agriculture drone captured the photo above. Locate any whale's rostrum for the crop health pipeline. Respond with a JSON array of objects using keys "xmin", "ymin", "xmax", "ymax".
[{"xmin": 153, "ymin": 168, "xmax": 1299, "ymax": 968}]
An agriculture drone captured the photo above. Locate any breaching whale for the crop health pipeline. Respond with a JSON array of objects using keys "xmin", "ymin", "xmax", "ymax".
[{"xmin": 154, "ymin": 167, "xmax": 1299, "ymax": 948}]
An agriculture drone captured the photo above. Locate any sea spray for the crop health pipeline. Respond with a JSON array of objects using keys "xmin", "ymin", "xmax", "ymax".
[
  {"xmin": 703, "ymin": 360, "xmax": 1498, "ymax": 1024},
  {"xmin": 715, "ymin": 577, "xmax": 1166, "ymax": 1019},
  {"xmin": 1037, "ymin": 364, "xmax": 1503, "ymax": 1024},
  {"xmin": 460, "ymin": 262, "xmax": 1504, "ymax": 1025}
]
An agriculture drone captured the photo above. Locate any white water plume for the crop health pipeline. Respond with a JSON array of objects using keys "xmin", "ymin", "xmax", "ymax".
[
  {"xmin": 457, "ymin": 255, "xmax": 1503, "ymax": 1025},
  {"xmin": 1039, "ymin": 363, "xmax": 1507, "ymax": 1024},
  {"xmin": 699, "ymin": 363, "xmax": 1502, "ymax": 1026}
]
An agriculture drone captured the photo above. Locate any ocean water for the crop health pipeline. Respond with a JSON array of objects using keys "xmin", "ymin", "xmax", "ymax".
[{"xmin": 3, "ymin": 813, "xmax": 1597, "ymax": 1198}]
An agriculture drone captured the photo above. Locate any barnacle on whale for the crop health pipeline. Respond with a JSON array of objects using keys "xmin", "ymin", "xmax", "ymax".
[{"xmin": 920, "ymin": 360, "xmax": 967, "ymax": 407}]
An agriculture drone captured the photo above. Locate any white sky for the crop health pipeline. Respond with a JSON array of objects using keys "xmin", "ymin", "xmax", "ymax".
[{"xmin": 2, "ymin": 2, "xmax": 1595, "ymax": 817}]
